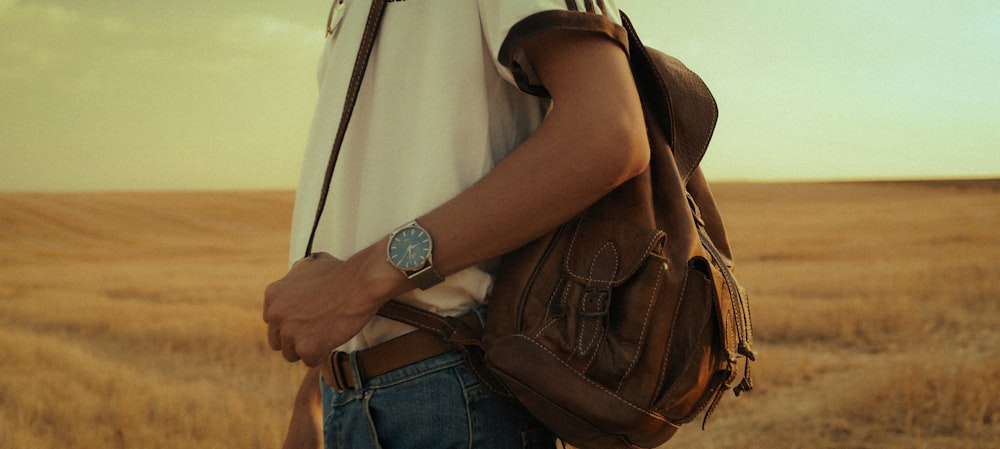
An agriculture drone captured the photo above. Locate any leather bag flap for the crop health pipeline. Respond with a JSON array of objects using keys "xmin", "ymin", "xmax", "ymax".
[{"xmin": 562, "ymin": 217, "xmax": 665, "ymax": 287}]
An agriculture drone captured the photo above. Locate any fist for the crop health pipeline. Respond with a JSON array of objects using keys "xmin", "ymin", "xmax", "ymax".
[{"xmin": 263, "ymin": 252, "xmax": 379, "ymax": 366}]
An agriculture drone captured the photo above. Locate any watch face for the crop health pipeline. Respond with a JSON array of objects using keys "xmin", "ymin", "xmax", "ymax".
[{"xmin": 388, "ymin": 225, "xmax": 432, "ymax": 270}]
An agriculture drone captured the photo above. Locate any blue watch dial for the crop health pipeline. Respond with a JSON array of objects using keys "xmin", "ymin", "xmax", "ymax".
[{"xmin": 388, "ymin": 225, "xmax": 432, "ymax": 270}]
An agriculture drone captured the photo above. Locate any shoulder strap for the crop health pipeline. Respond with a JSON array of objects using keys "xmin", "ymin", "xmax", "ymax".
[{"xmin": 305, "ymin": 0, "xmax": 389, "ymax": 256}]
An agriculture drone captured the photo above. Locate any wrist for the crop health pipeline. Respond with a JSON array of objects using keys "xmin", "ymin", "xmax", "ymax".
[{"xmin": 348, "ymin": 237, "xmax": 413, "ymax": 307}]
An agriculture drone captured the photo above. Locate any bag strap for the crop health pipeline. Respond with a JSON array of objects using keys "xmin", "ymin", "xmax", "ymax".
[
  {"xmin": 377, "ymin": 300, "xmax": 481, "ymax": 345},
  {"xmin": 377, "ymin": 300, "xmax": 510, "ymax": 394},
  {"xmin": 305, "ymin": 0, "xmax": 388, "ymax": 256}
]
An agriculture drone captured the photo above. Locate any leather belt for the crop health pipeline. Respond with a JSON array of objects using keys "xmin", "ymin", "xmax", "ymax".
[{"xmin": 322, "ymin": 311, "xmax": 481, "ymax": 391}]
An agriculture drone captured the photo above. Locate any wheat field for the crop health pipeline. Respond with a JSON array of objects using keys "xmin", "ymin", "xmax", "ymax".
[{"xmin": 1, "ymin": 181, "xmax": 997, "ymax": 448}]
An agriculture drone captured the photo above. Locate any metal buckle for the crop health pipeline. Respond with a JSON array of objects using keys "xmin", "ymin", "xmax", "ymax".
[{"xmin": 579, "ymin": 285, "xmax": 612, "ymax": 317}]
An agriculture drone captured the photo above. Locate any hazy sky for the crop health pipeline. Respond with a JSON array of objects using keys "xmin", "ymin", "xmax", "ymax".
[{"xmin": 2, "ymin": 0, "xmax": 998, "ymax": 192}]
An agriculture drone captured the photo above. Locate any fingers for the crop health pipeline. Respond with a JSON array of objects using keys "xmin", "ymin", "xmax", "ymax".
[
  {"xmin": 265, "ymin": 321, "xmax": 336, "ymax": 367},
  {"xmin": 281, "ymin": 339, "xmax": 301, "ymax": 363},
  {"xmin": 263, "ymin": 292, "xmax": 296, "ymax": 358},
  {"xmin": 265, "ymin": 306, "xmax": 303, "ymax": 362},
  {"xmin": 301, "ymin": 350, "xmax": 325, "ymax": 368},
  {"xmin": 267, "ymin": 322, "xmax": 281, "ymax": 351},
  {"xmin": 263, "ymin": 280, "xmax": 279, "ymax": 323},
  {"xmin": 263, "ymin": 284, "xmax": 282, "ymax": 351},
  {"xmin": 265, "ymin": 311, "xmax": 313, "ymax": 364},
  {"xmin": 269, "ymin": 320, "xmax": 304, "ymax": 363}
]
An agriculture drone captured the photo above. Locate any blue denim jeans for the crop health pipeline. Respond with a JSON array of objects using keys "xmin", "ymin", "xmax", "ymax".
[{"xmin": 320, "ymin": 314, "xmax": 556, "ymax": 448}]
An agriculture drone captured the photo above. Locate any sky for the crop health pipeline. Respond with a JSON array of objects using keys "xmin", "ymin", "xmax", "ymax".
[{"xmin": 1, "ymin": 0, "xmax": 998, "ymax": 192}]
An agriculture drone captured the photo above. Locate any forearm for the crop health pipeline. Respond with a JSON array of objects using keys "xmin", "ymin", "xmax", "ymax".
[{"xmin": 423, "ymin": 110, "xmax": 646, "ymax": 275}]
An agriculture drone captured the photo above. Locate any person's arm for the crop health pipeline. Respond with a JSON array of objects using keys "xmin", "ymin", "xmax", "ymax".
[
  {"xmin": 280, "ymin": 367, "xmax": 323, "ymax": 449},
  {"xmin": 264, "ymin": 30, "xmax": 648, "ymax": 366}
]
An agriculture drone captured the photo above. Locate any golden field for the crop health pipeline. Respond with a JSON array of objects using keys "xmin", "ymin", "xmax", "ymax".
[{"xmin": 1, "ymin": 181, "xmax": 997, "ymax": 448}]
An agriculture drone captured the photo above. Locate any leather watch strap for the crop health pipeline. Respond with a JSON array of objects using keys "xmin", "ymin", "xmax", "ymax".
[{"xmin": 409, "ymin": 265, "xmax": 445, "ymax": 290}]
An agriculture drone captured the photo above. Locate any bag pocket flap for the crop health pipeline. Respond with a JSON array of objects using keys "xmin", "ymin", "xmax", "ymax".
[{"xmin": 562, "ymin": 217, "xmax": 665, "ymax": 286}]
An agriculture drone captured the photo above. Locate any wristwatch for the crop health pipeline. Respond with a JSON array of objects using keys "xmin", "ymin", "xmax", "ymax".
[{"xmin": 386, "ymin": 220, "xmax": 444, "ymax": 290}]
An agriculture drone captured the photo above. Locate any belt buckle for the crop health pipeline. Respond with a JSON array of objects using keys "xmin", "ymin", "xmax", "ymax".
[{"xmin": 329, "ymin": 351, "xmax": 352, "ymax": 392}]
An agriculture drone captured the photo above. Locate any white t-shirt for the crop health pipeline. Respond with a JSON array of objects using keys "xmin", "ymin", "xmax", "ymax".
[{"xmin": 288, "ymin": 0, "xmax": 627, "ymax": 352}]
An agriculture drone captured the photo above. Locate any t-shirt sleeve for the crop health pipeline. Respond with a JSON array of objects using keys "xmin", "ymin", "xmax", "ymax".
[{"xmin": 478, "ymin": 0, "xmax": 629, "ymax": 97}]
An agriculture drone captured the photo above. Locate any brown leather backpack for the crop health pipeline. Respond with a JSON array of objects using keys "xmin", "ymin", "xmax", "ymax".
[
  {"xmin": 379, "ymin": 13, "xmax": 756, "ymax": 449},
  {"xmin": 474, "ymin": 13, "xmax": 756, "ymax": 448}
]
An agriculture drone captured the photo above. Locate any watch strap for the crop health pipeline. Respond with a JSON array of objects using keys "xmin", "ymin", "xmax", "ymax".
[{"xmin": 409, "ymin": 264, "xmax": 445, "ymax": 290}]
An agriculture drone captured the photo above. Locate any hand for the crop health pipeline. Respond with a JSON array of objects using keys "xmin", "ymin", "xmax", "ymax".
[{"xmin": 263, "ymin": 252, "xmax": 384, "ymax": 366}]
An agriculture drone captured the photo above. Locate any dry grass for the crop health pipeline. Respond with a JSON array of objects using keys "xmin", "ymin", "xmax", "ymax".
[
  {"xmin": 1, "ymin": 181, "xmax": 998, "ymax": 448},
  {"xmin": 0, "ymin": 192, "xmax": 304, "ymax": 449}
]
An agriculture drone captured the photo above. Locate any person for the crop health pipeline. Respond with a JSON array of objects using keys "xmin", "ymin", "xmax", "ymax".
[{"xmin": 263, "ymin": 1, "xmax": 648, "ymax": 447}]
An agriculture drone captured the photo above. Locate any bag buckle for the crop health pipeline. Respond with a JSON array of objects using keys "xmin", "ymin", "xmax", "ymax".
[{"xmin": 580, "ymin": 285, "xmax": 613, "ymax": 317}]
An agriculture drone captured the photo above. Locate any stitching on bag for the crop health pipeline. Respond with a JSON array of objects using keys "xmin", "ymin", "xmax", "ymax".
[
  {"xmin": 563, "ymin": 222, "xmax": 664, "ymax": 284},
  {"xmin": 534, "ymin": 281, "xmax": 572, "ymax": 338},
  {"xmin": 577, "ymin": 319, "xmax": 593, "ymax": 355},
  {"xmin": 539, "ymin": 276, "xmax": 568, "ymax": 328},
  {"xmin": 581, "ymin": 320, "xmax": 607, "ymax": 372},
  {"xmin": 534, "ymin": 317, "xmax": 559, "ymax": 338},
  {"xmin": 727, "ymin": 290, "xmax": 737, "ymax": 353},
  {"xmin": 517, "ymin": 336, "xmax": 679, "ymax": 426},
  {"xmin": 694, "ymin": 234, "xmax": 736, "ymax": 354},
  {"xmin": 695, "ymin": 222, "xmax": 740, "ymax": 355},
  {"xmin": 576, "ymin": 241, "xmax": 618, "ymax": 356},
  {"xmin": 587, "ymin": 241, "xmax": 619, "ymax": 282},
  {"xmin": 563, "ymin": 222, "xmax": 615, "ymax": 285},
  {"xmin": 739, "ymin": 286, "xmax": 753, "ymax": 346},
  {"xmin": 580, "ymin": 242, "xmax": 613, "ymax": 364},
  {"xmin": 577, "ymin": 305, "xmax": 603, "ymax": 359},
  {"xmin": 616, "ymin": 265, "xmax": 664, "ymax": 392},
  {"xmin": 712, "ymin": 266, "xmax": 737, "ymax": 354},
  {"xmin": 658, "ymin": 268, "xmax": 718, "ymax": 407},
  {"xmin": 658, "ymin": 265, "xmax": 689, "ymax": 388}
]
